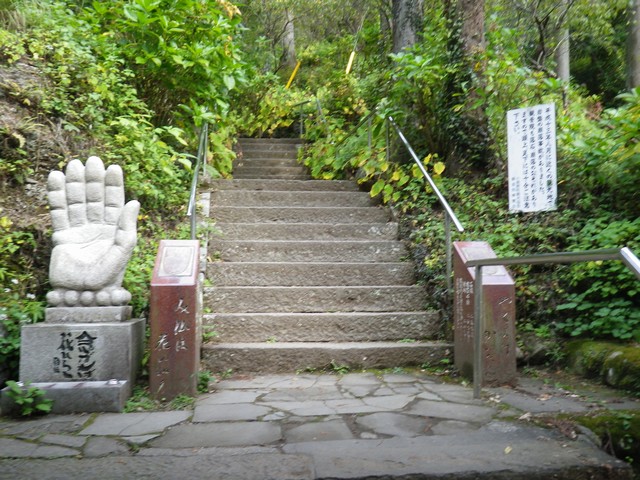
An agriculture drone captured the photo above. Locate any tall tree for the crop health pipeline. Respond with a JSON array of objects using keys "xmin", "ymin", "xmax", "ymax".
[
  {"xmin": 392, "ymin": 0, "xmax": 424, "ymax": 52},
  {"xmin": 283, "ymin": 9, "xmax": 297, "ymax": 69},
  {"xmin": 628, "ymin": 0, "xmax": 640, "ymax": 88},
  {"xmin": 554, "ymin": 0, "xmax": 570, "ymax": 81},
  {"xmin": 457, "ymin": 0, "xmax": 486, "ymax": 54}
]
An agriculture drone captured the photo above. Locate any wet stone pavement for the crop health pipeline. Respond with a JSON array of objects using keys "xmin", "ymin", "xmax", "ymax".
[{"xmin": 0, "ymin": 372, "xmax": 637, "ymax": 479}]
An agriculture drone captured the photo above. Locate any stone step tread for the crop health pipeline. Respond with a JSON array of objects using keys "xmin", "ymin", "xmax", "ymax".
[
  {"xmin": 234, "ymin": 158, "xmax": 302, "ymax": 167},
  {"xmin": 204, "ymin": 285, "xmax": 427, "ymax": 313},
  {"xmin": 211, "ymin": 190, "xmax": 374, "ymax": 207},
  {"xmin": 201, "ymin": 341, "xmax": 452, "ymax": 373},
  {"xmin": 210, "ymin": 240, "xmax": 407, "ymax": 263},
  {"xmin": 207, "ymin": 262, "xmax": 415, "ymax": 286},
  {"xmin": 238, "ymin": 137, "xmax": 303, "ymax": 144},
  {"xmin": 232, "ymin": 174, "xmax": 312, "ymax": 180},
  {"xmin": 238, "ymin": 151, "xmax": 300, "ymax": 159},
  {"xmin": 208, "ymin": 179, "xmax": 359, "ymax": 191},
  {"xmin": 234, "ymin": 165, "xmax": 307, "ymax": 173},
  {"xmin": 212, "ymin": 223, "xmax": 399, "ymax": 241},
  {"xmin": 203, "ymin": 311, "xmax": 439, "ymax": 342},
  {"xmin": 212, "ymin": 206, "xmax": 390, "ymax": 223}
]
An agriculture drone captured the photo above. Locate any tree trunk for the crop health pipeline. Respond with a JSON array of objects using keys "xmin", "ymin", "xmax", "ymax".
[
  {"xmin": 391, "ymin": 0, "xmax": 424, "ymax": 53},
  {"xmin": 457, "ymin": 0, "xmax": 485, "ymax": 54},
  {"xmin": 283, "ymin": 9, "xmax": 297, "ymax": 69},
  {"xmin": 554, "ymin": 0, "xmax": 570, "ymax": 82},
  {"xmin": 628, "ymin": 0, "xmax": 640, "ymax": 88}
]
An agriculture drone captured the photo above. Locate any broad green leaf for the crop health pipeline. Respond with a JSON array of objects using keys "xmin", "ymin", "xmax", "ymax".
[{"xmin": 370, "ymin": 179, "xmax": 385, "ymax": 197}]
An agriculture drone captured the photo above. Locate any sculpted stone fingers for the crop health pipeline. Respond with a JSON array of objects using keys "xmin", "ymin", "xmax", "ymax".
[
  {"xmin": 105, "ymin": 164, "xmax": 125, "ymax": 225},
  {"xmin": 64, "ymin": 159, "xmax": 88, "ymax": 227},
  {"xmin": 47, "ymin": 170, "xmax": 69, "ymax": 232},
  {"xmin": 85, "ymin": 156, "xmax": 107, "ymax": 223}
]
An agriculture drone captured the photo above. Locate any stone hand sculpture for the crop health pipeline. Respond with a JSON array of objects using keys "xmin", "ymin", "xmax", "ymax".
[{"xmin": 46, "ymin": 156, "xmax": 140, "ymax": 308}]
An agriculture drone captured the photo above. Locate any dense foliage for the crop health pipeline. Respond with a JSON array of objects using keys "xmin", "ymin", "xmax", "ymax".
[
  {"xmin": 0, "ymin": 0, "xmax": 245, "ymax": 380},
  {"xmin": 0, "ymin": 0, "xmax": 638, "ymax": 383},
  {"xmin": 235, "ymin": 0, "xmax": 639, "ymax": 346}
]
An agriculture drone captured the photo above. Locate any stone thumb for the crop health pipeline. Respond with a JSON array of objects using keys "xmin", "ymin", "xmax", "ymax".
[{"xmin": 115, "ymin": 200, "xmax": 140, "ymax": 251}]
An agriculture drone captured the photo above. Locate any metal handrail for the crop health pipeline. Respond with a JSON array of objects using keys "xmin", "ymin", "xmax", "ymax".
[
  {"xmin": 187, "ymin": 122, "xmax": 209, "ymax": 240},
  {"xmin": 386, "ymin": 116, "xmax": 464, "ymax": 294},
  {"xmin": 465, "ymin": 246, "xmax": 640, "ymax": 399},
  {"xmin": 300, "ymin": 100, "xmax": 466, "ymax": 294},
  {"xmin": 334, "ymin": 109, "xmax": 378, "ymax": 149}
]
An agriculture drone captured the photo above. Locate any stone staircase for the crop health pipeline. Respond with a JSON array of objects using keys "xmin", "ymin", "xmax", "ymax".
[{"xmin": 201, "ymin": 138, "xmax": 451, "ymax": 374}]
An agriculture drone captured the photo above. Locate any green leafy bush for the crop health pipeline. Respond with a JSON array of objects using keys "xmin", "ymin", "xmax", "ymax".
[{"xmin": 4, "ymin": 380, "xmax": 53, "ymax": 416}]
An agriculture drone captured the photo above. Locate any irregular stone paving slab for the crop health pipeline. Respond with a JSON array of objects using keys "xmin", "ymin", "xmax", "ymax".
[
  {"xmin": 430, "ymin": 419, "xmax": 482, "ymax": 435},
  {"xmin": 196, "ymin": 390, "xmax": 267, "ymax": 405},
  {"xmin": 217, "ymin": 375, "xmax": 323, "ymax": 390},
  {"xmin": 40, "ymin": 433, "xmax": 87, "ymax": 448},
  {"xmin": 193, "ymin": 403, "xmax": 272, "ymax": 422},
  {"xmin": 150, "ymin": 422, "xmax": 281, "ymax": 448},
  {"xmin": 124, "ymin": 434, "xmax": 160, "ymax": 445},
  {"xmin": 416, "ymin": 390, "xmax": 443, "ymax": 401},
  {"xmin": 341, "ymin": 385, "xmax": 377, "ymax": 398},
  {"xmin": 490, "ymin": 388, "xmax": 591, "ymax": 414},
  {"xmin": 336, "ymin": 373, "xmax": 381, "ymax": 386},
  {"xmin": 285, "ymin": 419, "xmax": 354, "ymax": 443},
  {"xmin": 264, "ymin": 400, "xmax": 338, "ymax": 417},
  {"xmin": 0, "ymin": 453, "xmax": 315, "ymax": 480},
  {"xmin": 362, "ymin": 394, "xmax": 413, "ymax": 410},
  {"xmin": 408, "ymin": 399, "xmax": 496, "ymax": 423},
  {"xmin": 356, "ymin": 412, "xmax": 432, "ymax": 437},
  {"xmin": 261, "ymin": 386, "xmax": 344, "ymax": 402},
  {"xmin": 325, "ymin": 398, "xmax": 381, "ymax": 415},
  {"xmin": 382, "ymin": 373, "xmax": 420, "ymax": 384},
  {"xmin": 0, "ymin": 437, "xmax": 78, "ymax": 458},
  {"xmin": 0, "ymin": 414, "xmax": 90, "ymax": 438},
  {"xmin": 80, "ymin": 411, "xmax": 191, "ymax": 436},
  {"xmin": 83, "ymin": 437, "xmax": 130, "ymax": 457},
  {"xmin": 284, "ymin": 423, "xmax": 632, "ymax": 479}
]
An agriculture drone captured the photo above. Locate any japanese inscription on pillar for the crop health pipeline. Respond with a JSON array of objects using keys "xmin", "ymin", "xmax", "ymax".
[
  {"xmin": 52, "ymin": 330, "xmax": 98, "ymax": 380},
  {"xmin": 149, "ymin": 240, "xmax": 200, "ymax": 400},
  {"xmin": 507, "ymin": 103, "xmax": 557, "ymax": 212}
]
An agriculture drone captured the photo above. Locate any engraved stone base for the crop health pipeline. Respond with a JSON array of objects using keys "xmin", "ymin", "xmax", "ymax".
[
  {"xmin": 19, "ymin": 318, "xmax": 145, "ymax": 384},
  {"xmin": 1, "ymin": 380, "xmax": 130, "ymax": 415},
  {"xmin": 45, "ymin": 306, "xmax": 132, "ymax": 323}
]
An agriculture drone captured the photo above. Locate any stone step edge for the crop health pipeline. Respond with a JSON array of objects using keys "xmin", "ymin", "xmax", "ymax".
[
  {"xmin": 200, "ymin": 341, "xmax": 452, "ymax": 372},
  {"xmin": 202, "ymin": 341, "xmax": 450, "ymax": 348}
]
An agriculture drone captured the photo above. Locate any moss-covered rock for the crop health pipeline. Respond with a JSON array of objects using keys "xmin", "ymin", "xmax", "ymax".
[
  {"xmin": 565, "ymin": 411, "xmax": 640, "ymax": 473},
  {"xmin": 566, "ymin": 340, "xmax": 640, "ymax": 393}
]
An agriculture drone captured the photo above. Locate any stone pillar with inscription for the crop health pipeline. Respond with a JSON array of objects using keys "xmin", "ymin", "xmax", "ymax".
[
  {"xmin": 453, "ymin": 241, "xmax": 517, "ymax": 386},
  {"xmin": 149, "ymin": 240, "xmax": 201, "ymax": 401},
  {"xmin": 1, "ymin": 157, "xmax": 145, "ymax": 414}
]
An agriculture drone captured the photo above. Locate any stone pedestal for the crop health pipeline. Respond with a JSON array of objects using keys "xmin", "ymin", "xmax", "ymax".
[
  {"xmin": 453, "ymin": 241, "xmax": 516, "ymax": 386},
  {"xmin": 19, "ymin": 318, "xmax": 145, "ymax": 384},
  {"xmin": 1, "ymin": 380, "xmax": 130, "ymax": 414},
  {"xmin": 149, "ymin": 240, "xmax": 201, "ymax": 401}
]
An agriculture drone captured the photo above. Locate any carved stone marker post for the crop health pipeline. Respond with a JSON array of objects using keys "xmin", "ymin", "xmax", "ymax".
[
  {"xmin": 2, "ymin": 157, "xmax": 145, "ymax": 414},
  {"xmin": 453, "ymin": 241, "xmax": 516, "ymax": 386},
  {"xmin": 149, "ymin": 240, "xmax": 201, "ymax": 401}
]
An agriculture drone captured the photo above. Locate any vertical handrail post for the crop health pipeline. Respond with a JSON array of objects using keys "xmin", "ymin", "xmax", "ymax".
[
  {"xmin": 385, "ymin": 118, "xmax": 390, "ymax": 163},
  {"xmin": 445, "ymin": 213, "xmax": 452, "ymax": 295},
  {"xmin": 473, "ymin": 265, "xmax": 484, "ymax": 399}
]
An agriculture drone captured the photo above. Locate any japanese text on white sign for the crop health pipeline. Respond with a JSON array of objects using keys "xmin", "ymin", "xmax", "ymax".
[{"xmin": 507, "ymin": 103, "xmax": 557, "ymax": 212}]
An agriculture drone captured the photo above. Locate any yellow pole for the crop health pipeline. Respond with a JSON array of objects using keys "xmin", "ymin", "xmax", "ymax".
[
  {"xmin": 285, "ymin": 61, "xmax": 301, "ymax": 89},
  {"xmin": 345, "ymin": 51, "xmax": 356, "ymax": 75}
]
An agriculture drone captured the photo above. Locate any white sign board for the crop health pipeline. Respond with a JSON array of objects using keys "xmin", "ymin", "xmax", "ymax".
[{"xmin": 507, "ymin": 103, "xmax": 557, "ymax": 212}]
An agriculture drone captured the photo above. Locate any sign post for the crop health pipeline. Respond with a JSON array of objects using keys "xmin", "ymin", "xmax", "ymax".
[{"xmin": 149, "ymin": 240, "xmax": 200, "ymax": 401}]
